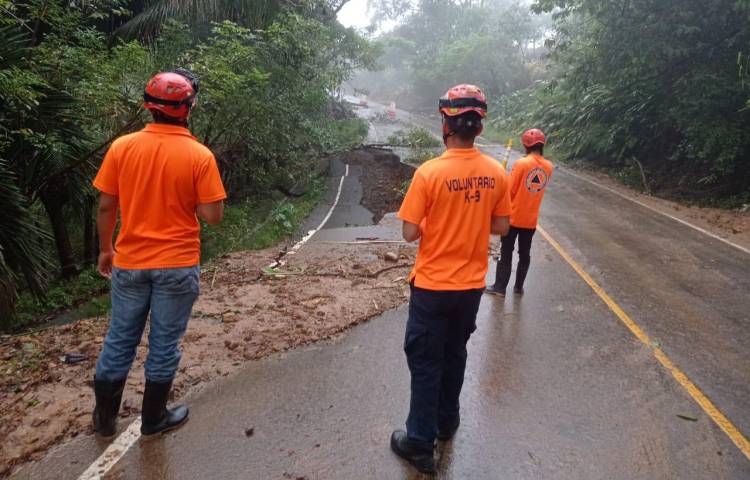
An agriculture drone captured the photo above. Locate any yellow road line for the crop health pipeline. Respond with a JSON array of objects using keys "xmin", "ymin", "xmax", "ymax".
[{"xmin": 537, "ymin": 225, "xmax": 750, "ymax": 461}]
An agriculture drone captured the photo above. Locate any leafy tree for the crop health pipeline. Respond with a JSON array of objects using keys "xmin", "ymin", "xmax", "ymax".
[
  {"xmin": 498, "ymin": 0, "xmax": 750, "ymax": 201},
  {"xmin": 0, "ymin": 1, "xmax": 375, "ymax": 327},
  {"xmin": 116, "ymin": 0, "xmax": 352, "ymax": 39},
  {"xmin": 355, "ymin": 0, "xmax": 549, "ymax": 109}
]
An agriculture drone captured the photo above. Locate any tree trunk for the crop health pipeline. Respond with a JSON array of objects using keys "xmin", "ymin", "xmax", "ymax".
[
  {"xmin": 40, "ymin": 191, "xmax": 77, "ymax": 279},
  {"xmin": 83, "ymin": 195, "xmax": 97, "ymax": 266},
  {"xmin": 0, "ymin": 274, "xmax": 17, "ymax": 331}
]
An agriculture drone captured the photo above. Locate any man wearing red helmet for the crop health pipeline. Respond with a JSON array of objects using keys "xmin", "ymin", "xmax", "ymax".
[
  {"xmin": 91, "ymin": 70, "xmax": 226, "ymax": 438},
  {"xmin": 486, "ymin": 128, "xmax": 554, "ymax": 296},
  {"xmin": 391, "ymin": 84, "xmax": 511, "ymax": 473}
]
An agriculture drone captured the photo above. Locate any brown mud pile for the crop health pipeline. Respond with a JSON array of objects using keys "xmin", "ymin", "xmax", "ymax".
[
  {"xmin": 573, "ymin": 168, "xmax": 750, "ymax": 249},
  {"xmin": 336, "ymin": 147, "xmax": 415, "ymax": 222}
]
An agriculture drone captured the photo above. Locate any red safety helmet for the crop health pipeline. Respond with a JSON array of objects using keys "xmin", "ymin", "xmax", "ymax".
[
  {"xmin": 521, "ymin": 128, "xmax": 546, "ymax": 148},
  {"xmin": 439, "ymin": 84, "xmax": 488, "ymax": 118},
  {"xmin": 143, "ymin": 71, "xmax": 199, "ymax": 120}
]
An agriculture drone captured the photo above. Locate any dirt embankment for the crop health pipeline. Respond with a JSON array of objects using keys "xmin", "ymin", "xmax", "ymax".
[
  {"xmin": 332, "ymin": 147, "xmax": 415, "ymax": 223},
  {"xmin": 569, "ymin": 167, "xmax": 750, "ymax": 250},
  {"xmin": 0, "ymin": 149, "xmax": 416, "ymax": 477}
]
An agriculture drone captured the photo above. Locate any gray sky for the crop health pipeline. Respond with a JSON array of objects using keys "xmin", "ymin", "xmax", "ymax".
[{"xmin": 337, "ymin": 0, "xmax": 371, "ymax": 29}]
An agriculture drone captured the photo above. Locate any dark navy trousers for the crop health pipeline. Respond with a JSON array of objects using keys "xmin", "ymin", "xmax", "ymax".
[{"xmin": 404, "ymin": 284, "xmax": 483, "ymax": 451}]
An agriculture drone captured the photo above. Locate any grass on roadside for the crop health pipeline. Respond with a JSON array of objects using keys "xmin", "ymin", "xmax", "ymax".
[
  {"xmin": 200, "ymin": 176, "xmax": 324, "ymax": 261},
  {"xmin": 323, "ymin": 118, "xmax": 369, "ymax": 151},
  {"xmin": 387, "ymin": 128, "xmax": 441, "ymax": 166},
  {"xmin": 387, "ymin": 128, "xmax": 442, "ymax": 149},
  {"xmin": 14, "ymin": 268, "xmax": 110, "ymax": 330}
]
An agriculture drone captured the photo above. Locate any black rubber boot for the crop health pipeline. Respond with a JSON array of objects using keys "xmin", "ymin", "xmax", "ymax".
[
  {"xmin": 487, "ymin": 259, "xmax": 512, "ymax": 296},
  {"xmin": 390, "ymin": 430, "xmax": 436, "ymax": 474},
  {"xmin": 437, "ymin": 414, "xmax": 460, "ymax": 441},
  {"xmin": 484, "ymin": 284, "xmax": 506, "ymax": 297},
  {"xmin": 514, "ymin": 260, "xmax": 530, "ymax": 295},
  {"xmin": 140, "ymin": 379, "xmax": 189, "ymax": 436},
  {"xmin": 92, "ymin": 377, "xmax": 126, "ymax": 438}
]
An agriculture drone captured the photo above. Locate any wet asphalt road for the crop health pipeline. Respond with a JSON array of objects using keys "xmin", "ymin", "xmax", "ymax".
[{"xmin": 9, "ymin": 107, "xmax": 750, "ymax": 478}]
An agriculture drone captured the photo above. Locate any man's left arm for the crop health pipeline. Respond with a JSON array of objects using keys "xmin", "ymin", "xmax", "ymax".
[
  {"xmin": 196, "ymin": 154, "xmax": 228, "ymax": 225},
  {"xmin": 402, "ymin": 221, "xmax": 422, "ymax": 243}
]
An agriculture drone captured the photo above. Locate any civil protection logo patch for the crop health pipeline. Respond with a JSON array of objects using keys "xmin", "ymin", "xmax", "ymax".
[{"xmin": 525, "ymin": 167, "xmax": 549, "ymax": 193}]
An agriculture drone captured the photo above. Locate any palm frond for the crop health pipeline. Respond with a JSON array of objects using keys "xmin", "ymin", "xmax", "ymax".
[
  {"xmin": 0, "ymin": 159, "xmax": 51, "ymax": 296},
  {"xmin": 0, "ymin": 24, "xmax": 31, "ymax": 68},
  {"xmin": 117, "ymin": 0, "xmax": 287, "ymax": 40}
]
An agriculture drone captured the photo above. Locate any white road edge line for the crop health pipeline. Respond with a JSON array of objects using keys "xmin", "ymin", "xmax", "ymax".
[
  {"xmin": 272, "ymin": 163, "xmax": 350, "ymax": 266},
  {"xmin": 77, "ymin": 418, "xmax": 142, "ymax": 480},
  {"xmin": 559, "ymin": 166, "xmax": 750, "ymax": 256},
  {"xmin": 78, "ymin": 165, "xmax": 351, "ymax": 479},
  {"xmin": 303, "ymin": 164, "xmax": 350, "ymax": 248}
]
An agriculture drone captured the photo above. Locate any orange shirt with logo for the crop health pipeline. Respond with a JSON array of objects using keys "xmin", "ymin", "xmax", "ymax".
[
  {"xmin": 398, "ymin": 147, "xmax": 512, "ymax": 291},
  {"xmin": 509, "ymin": 153, "xmax": 554, "ymax": 229},
  {"xmin": 93, "ymin": 123, "xmax": 227, "ymax": 270}
]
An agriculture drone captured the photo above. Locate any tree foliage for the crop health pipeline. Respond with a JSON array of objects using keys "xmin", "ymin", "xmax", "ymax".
[
  {"xmin": 496, "ymin": 0, "xmax": 750, "ymax": 202},
  {"xmin": 354, "ymin": 0, "xmax": 550, "ymax": 109},
  {"xmin": 0, "ymin": 0, "xmax": 375, "ymax": 328}
]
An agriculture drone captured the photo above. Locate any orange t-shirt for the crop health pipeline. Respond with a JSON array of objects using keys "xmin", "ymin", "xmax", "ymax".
[
  {"xmin": 398, "ymin": 147, "xmax": 511, "ymax": 291},
  {"xmin": 509, "ymin": 153, "xmax": 554, "ymax": 229},
  {"xmin": 93, "ymin": 123, "xmax": 227, "ymax": 270}
]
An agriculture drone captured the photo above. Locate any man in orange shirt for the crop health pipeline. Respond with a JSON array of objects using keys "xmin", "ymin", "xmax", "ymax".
[
  {"xmin": 486, "ymin": 128, "xmax": 554, "ymax": 296},
  {"xmin": 390, "ymin": 85, "xmax": 511, "ymax": 474},
  {"xmin": 91, "ymin": 70, "xmax": 226, "ymax": 438}
]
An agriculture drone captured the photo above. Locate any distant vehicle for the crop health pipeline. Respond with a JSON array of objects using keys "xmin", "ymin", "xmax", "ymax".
[{"xmin": 387, "ymin": 102, "xmax": 397, "ymax": 121}]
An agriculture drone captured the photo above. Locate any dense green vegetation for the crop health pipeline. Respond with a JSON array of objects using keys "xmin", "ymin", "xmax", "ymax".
[
  {"xmin": 495, "ymin": 0, "xmax": 750, "ymax": 204},
  {"xmin": 0, "ymin": 1, "xmax": 374, "ymax": 329},
  {"xmin": 361, "ymin": 0, "xmax": 749, "ymax": 204},
  {"xmin": 4, "ymin": 0, "xmax": 749, "ymax": 329},
  {"xmin": 15, "ymin": 182, "xmax": 326, "ymax": 327}
]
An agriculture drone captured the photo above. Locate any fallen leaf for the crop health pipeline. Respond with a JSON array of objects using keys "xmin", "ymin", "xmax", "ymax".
[{"xmin": 677, "ymin": 413, "xmax": 698, "ymax": 422}]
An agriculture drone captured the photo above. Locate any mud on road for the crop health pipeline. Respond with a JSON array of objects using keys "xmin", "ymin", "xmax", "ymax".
[
  {"xmin": 0, "ymin": 148, "xmax": 416, "ymax": 477},
  {"xmin": 330, "ymin": 147, "xmax": 415, "ymax": 223}
]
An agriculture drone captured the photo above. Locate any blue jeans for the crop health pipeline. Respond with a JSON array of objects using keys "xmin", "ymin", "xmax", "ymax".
[
  {"xmin": 404, "ymin": 284, "xmax": 483, "ymax": 451},
  {"xmin": 95, "ymin": 266, "xmax": 200, "ymax": 383}
]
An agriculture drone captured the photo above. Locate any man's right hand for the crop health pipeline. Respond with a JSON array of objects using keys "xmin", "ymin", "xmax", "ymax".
[{"xmin": 98, "ymin": 251, "xmax": 114, "ymax": 279}]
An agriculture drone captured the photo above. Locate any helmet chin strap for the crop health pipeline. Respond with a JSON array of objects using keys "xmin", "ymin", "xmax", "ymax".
[
  {"xmin": 442, "ymin": 114, "xmax": 482, "ymax": 143},
  {"xmin": 442, "ymin": 114, "xmax": 456, "ymax": 142},
  {"xmin": 443, "ymin": 122, "xmax": 455, "ymax": 143}
]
